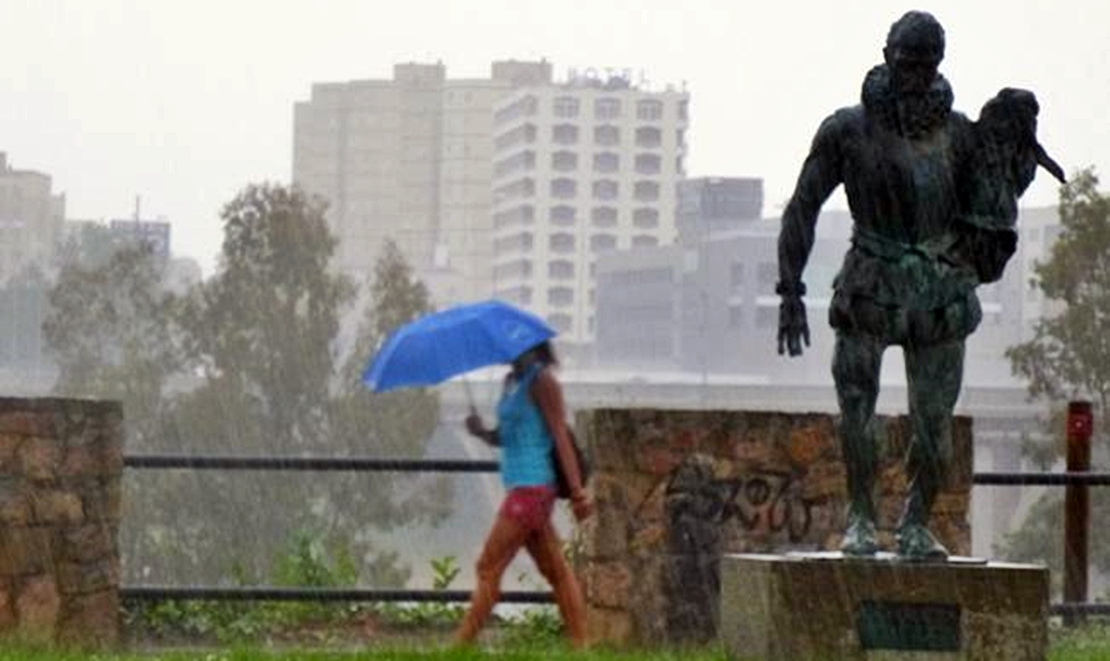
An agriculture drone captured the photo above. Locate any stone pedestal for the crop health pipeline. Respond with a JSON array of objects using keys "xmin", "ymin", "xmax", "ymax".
[
  {"xmin": 720, "ymin": 553, "xmax": 1048, "ymax": 661},
  {"xmin": 576, "ymin": 409, "xmax": 973, "ymax": 647}
]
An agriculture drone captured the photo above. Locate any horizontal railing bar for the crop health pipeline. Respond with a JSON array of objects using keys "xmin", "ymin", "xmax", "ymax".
[
  {"xmin": 1051, "ymin": 602, "xmax": 1110, "ymax": 616},
  {"xmin": 120, "ymin": 586, "xmax": 552, "ymax": 604},
  {"xmin": 123, "ymin": 455, "xmax": 499, "ymax": 473},
  {"xmin": 973, "ymin": 472, "xmax": 1110, "ymax": 486}
]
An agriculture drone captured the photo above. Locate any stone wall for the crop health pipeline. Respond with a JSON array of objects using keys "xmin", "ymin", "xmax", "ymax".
[
  {"xmin": 576, "ymin": 409, "xmax": 972, "ymax": 647},
  {"xmin": 0, "ymin": 398, "xmax": 123, "ymax": 648}
]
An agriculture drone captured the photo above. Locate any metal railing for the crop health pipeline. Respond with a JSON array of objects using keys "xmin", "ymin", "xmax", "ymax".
[
  {"xmin": 120, "ymin": 400, "xmax": 1104, "ymax": 622},
  {"xmin": 119, "ymin": 454, "xmax": 550, "ymax": 605}
]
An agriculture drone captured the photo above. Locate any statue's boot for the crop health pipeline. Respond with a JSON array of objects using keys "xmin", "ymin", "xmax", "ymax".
[
  {"xmin": 840, "ymin": 506, "xmax": 879, "ymax": 556},
  {"xmin": 897, "ymin": 487, "xmax": 949, "ymax": 561}
]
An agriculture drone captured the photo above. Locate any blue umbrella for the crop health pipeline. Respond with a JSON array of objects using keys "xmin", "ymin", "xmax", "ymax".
[{"xmin": 362, "ymin": 299, "xmax": 557, "ymax": 393}]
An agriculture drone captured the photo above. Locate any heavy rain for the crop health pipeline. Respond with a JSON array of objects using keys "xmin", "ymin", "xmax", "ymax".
[{"xmin": 0, "ymin": 1, "xmax": 1109, "ymax": 658}]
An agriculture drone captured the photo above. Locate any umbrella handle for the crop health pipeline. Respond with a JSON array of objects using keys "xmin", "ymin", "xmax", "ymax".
[{"xmin": 462, "ymin": 377, "xmax": 476, "ymax": 410}]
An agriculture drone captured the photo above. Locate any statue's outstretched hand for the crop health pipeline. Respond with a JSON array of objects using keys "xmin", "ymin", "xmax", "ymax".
[{"xmin": 777, "ymin": 295, "xmax": 810, "ymax": 357}]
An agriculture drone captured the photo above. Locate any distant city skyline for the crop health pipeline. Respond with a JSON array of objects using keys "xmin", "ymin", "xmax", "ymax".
[{"xmin": 1, "ymin": 0, "xmax": 1106, "ymax": 275}]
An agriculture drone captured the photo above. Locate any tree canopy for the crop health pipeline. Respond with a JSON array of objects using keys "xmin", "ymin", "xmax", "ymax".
[
  {"xmin": 1002, "ymin": 167, "xmax": 1110, "ymax": 578},
  {"xmin": 43, "ymin": 183, "xmax": 447, "ymax": 585}
]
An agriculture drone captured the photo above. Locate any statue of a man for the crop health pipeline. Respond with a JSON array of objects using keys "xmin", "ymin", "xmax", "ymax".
[{"xmin": 776, "ymin": 10, "xmax": 1062, "ymax": 560}]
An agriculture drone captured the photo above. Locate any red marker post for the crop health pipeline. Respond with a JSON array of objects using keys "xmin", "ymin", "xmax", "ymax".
[{"xmin": 1064, "ymin": 400, "xmax": 1093, "ymax": 626}]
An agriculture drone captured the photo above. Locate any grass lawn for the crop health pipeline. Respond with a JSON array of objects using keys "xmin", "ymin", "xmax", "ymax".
[{"xmin": 0, "ymin": 622, "xmax": 1108, "ymax": 660}]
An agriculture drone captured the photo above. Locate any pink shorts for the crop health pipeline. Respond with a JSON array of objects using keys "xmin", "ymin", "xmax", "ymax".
[{"xmin": 499, "ymin": 485, "xmax": 556, "ymax": 531}]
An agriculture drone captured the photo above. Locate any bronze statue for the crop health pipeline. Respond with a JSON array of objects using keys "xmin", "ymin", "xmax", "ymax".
[{"xmin": 776, "ymin": 10, "xmax": 1064, "ymax": 559}]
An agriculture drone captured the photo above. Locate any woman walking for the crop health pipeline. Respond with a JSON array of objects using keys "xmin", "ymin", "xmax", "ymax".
[{"xmin": 453, "ymin": 340, "xmax": 591, "ymax": 648}]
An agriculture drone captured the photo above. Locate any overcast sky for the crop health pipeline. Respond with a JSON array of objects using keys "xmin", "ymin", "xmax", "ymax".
[{"xmin": 2, "ymin": 0, "xmax": 1106, "ymax": 275}]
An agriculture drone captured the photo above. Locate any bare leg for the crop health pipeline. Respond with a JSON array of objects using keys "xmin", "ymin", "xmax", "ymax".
[
  {"xmin": 526, "ymin": 519, "xmax": 588, "ymax": 648},
  {"xmin": 453, "ymin": 511, "xmax": 529, "ymax": 645},
  {"xmin": 899, "ymin": 338, "xmax": 964, "ymax": 559},
  {"xmin": 832, "ymin": 332, "xmax": 885, "ymax": 555}
]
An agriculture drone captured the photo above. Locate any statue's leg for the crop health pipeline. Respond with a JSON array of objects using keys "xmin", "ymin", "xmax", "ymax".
[
  {"xmin": 899, "ymin": 338, "xmax": 964, "ymax": 560},
  {"xmin": 832, "ymin": 332, "xmax": 884, "ymax": 556}
]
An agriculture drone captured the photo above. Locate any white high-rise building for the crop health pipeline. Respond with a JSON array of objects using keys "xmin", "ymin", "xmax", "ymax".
[
  {"xmin": 293, "ymin": 60, "xmax": 552, "ymax": 304},
  {"xmin": 490, "ymin": 76, "xmax": 689, "ymax": 362}
]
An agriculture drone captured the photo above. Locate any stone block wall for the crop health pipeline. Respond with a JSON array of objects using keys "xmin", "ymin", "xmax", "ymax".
[
  {"xmin": 575, "ymin": 409, "xmax": 972, "ymax": 647},
  {"xmin": 0, "ymin": 398, "xmax": 123, "ymax": 648}
]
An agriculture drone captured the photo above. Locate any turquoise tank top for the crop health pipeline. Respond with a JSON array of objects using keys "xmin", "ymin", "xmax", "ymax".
[{"xmin": 496, "ymin": 363, "xmax": 556, "ymax": 489}]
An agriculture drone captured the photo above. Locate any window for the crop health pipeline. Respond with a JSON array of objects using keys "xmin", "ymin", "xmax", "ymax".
[
  {"xmin": 549, "ymin": 205, "xmax": 576, "ymax": 226},
  {"xmin": 548, "ymin": 287, "xmax": 574, "ymax": 306},
  {"xmin": 676, "ymin": 128, "xmax": 686, "ymax": 147},
  {"xmin": 549, "ymin": 260, "xmax": 574, "ymax": 279},
  {"xmin": 677, "ymin": 100, "xmax": 688, "ymax": 120},
  {"xmin": 635, "ymin": 126, "xmax": 662, "ymax": 148},
  {"xmin": 756, "ymin": 306, "xmax": 778, "ymax": 329},
  {"xmin": 635, "ymin": 153, "xmax": 661, "ymax": 175},
  {"xmin": 494, "ymin": 204, "xmax": 534, "ymax": 229},
  {"xmin": 594, "ymin": 97, "xmax": 621, "ymax": 119},
  {"xmin": 549, "ymin": 232, "xmax": 576, "ymax": 253},
  {"xmin": 636, "ymin": 99, "xmax": 663, "ymax": 120},
  {"xmin": 552, "ymin": 124, "xmax": 579, "ymax": 145},
  {"xmin": 495, "ymin": 123, "xmax": 536, "ymax": 150},
  {"xmin": 757, "ymin": 262, "xmax": 778, "ymax": 291},
  {"xmin": 632, "ymin": 235, "xmax": 658, "ymax": 248},
  {"xmin": 494, "ymin": 259, "xmax": 533, "ymax": 280},
  {"xmin": 591, "ymin": 207, "xmax": 618, "ymax": 227},
  {"xmin": 730, "ymin": 263, "xmax": 745, "ymax": 289},
  {"xmin": 495, "ymin": 178, "xmax": 535, "ymax": 200},
  {"xmin": 495, "ymin": 150, "xmax": 536, "ymax": 177},
  {"xmin": 550, "ymin": 178, "xmax": 577, "ymax": 199},
  {"xmin": 548, "ymin": 313, "xmax": 572, "ymax": 333},
  {"xmin": 590, "ymin": 234, "xmax": 617, "ymax": 252},
  {"xmin": 496, "ymin": 286, "xmax": 533, "ymax": 305},
  {"xmin": 551, "ymin": 150, "xmax": 578, "ymax": 172},
  {"xmin": 494, "ymin": 95, "xmax": 538, "ymax": 125},
  {"xmin": 494, "ymin": 231, "xmax": 533, "ymax": 255},
  {"xmin": 553, "ymin": 96, "xmax": 580, "ymax": 118},
  {"xmin": 632, "ymin": 207, "xmax": 659, "ymax": 228},
  {"xmin": 729, "ymin": 305, "xmax": 744, "ymax": 328},
  {"xmin": 594, "ymin": 125, "xmax": 620, "ymax": 146},
  {"xmin": 634, "ymin": 181, "xmax": 660, "ymax": 201},
  {"xmin": 592, "ymin": 179, "xmax": 618, "ymax": 201},
  {"xmin": 593, "ymin": 152, "xmax": 619, "ymax": 173}
]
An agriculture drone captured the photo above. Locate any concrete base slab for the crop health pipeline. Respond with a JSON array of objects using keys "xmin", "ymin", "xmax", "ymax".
[{"xmin": 720, "ymin": 553, "xmax": 1048, "ymax": 661}]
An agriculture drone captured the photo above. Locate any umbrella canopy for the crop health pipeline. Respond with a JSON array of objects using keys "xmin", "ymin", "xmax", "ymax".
[{"xmin": 362, "ymin": 299, "xmax": 557, "ymax": 392}]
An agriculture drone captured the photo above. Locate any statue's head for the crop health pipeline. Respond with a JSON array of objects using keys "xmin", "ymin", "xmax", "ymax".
[{"xmin": 883, "ymin": 11, "xmax": 945, "ymax": 96}]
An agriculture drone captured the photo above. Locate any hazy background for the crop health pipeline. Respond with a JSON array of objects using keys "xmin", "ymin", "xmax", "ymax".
[{"xmin": 1, "ymin": 0, "xmax": 1106, "ymax": 275}]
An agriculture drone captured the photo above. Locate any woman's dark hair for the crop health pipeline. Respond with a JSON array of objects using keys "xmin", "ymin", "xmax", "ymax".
[
  {"xmin": 531, "ymin": 340, "xmax": 559, "ymax": 367},
  {"xmin": 513, "ymin": 340, "xmax": 559, "ymax": 372}
]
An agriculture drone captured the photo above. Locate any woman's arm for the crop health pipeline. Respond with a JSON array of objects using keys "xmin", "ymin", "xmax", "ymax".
[
  {"xmin": 531, "ymin": 368, "xmax": 591, "ymax": 520},
  {"xmin": 465, "ymin": 409, "xmax": 499, "ymax": 447}
]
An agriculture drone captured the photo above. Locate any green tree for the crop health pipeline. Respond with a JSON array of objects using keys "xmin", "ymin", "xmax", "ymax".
[
  {"xmin": 175, "ymin": 183, "xmax": 354, "ymax": 455},
  {"xmin": 152, "ymin": 187, "xmax": 445, "ymax": 585},
  {"xmin": 1001, "ymin": 167, "xmax": 1110, "ymax": 577},
  {"xmin": 327, "ymin": 239, "xmax": 449, "ymax": 533},
  {"xmin": 43, "ymin": 242, "xmax": 182, "ymax": 449}
]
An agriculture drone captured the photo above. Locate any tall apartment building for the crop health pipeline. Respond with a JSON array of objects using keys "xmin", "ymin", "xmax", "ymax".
[
  {"xmin": 292, "ymin": 60, "xmax": 552, "ymax": 304},
  {"xmin": 0, "ymin": 152, "xmax": 66, "ymax": 282},
  {"xmin": 489, "ymin": 76, "xmax": 689, "ymax": 361}
]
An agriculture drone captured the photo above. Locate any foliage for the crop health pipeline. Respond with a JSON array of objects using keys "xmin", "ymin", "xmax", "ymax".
[
  {"xmin": 41, "ymin": 184, "xmax": 448, "ymax": 587},
  {"xmin": 43, "ymin": 242, "xmax": 181, "ymax": 449},
  {"xmin": 377, "ymin": 555, "xmax": 465, "ymax": 628},
  {"xmin": 124, "ymin": 529, "xmax": 365, "ymax": 644},
  {"xmin": 1001, "ymin": 167, "xmax": 1110, "ymax": 573},
  {"xmin": 1006, "ymin": 167, "xmax": 1110, "ymax": 442}
]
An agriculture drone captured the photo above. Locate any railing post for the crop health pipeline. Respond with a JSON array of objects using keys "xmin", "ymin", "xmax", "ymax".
[{"xmin": 1064, "ymin": 400, "xmax": 1093, "ymax": 626}]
